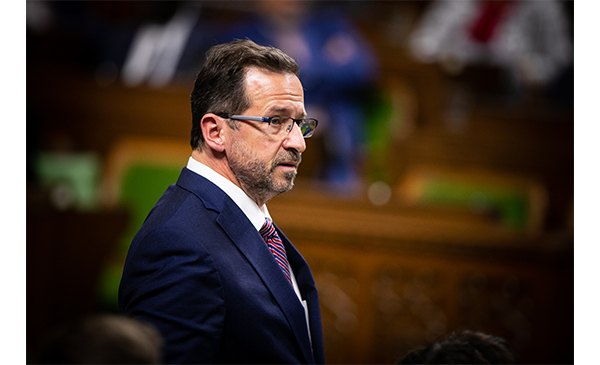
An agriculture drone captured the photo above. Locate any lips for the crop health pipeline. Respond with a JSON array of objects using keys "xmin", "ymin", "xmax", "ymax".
[{"xmin": 277, "ymin": 161, "xmax": 298, "ymax": 168}]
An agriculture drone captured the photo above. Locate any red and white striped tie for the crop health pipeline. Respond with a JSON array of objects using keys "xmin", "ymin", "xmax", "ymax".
[{"xmin": 260, "ymin": 219, "xmax": 292, "ymax": 285}]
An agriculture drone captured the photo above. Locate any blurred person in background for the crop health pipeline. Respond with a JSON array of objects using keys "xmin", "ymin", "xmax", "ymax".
[
  {"xmin": 409, "ymin": 0, "xmax": 572, "ymax": 103},
  {"xmin": 225, "ymin": 0, "xmax": 379, "ymax": 191},
  {"xmin": 118, "ymin": 39, "xmax": 325, "ymax": 364},
  {"xmin": 397, "ymin": 330, "xmax": 515, "ymax": 364},
  {"xmin": 35, "ymin": 314, "xmax": 163, "ymax": 364}
]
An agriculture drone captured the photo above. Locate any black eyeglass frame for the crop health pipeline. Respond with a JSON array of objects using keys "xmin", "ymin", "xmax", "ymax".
[{"xmin": 217, "ymin": 114, "xmax": 318, "ymax": 138}]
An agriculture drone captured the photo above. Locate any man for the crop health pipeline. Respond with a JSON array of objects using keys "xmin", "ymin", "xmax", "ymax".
[{"xmin": 119, "ymin": 39, "xmax": 325, "ymax": 364}]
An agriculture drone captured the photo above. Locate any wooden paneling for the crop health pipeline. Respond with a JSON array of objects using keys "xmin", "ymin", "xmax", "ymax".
[{"xmin": 268, "ymin": 183, "xmax": 573, "ymax": 364}]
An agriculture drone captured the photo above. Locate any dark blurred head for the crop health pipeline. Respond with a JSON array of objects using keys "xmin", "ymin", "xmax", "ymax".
[
  {"xmin": 36, "ymin": 314, "xmax": 163, "ymax": 364},
  {"xmin": 398, "ymin": 330, "xmax": 514, "ymax": 364},
  {"xmin": 190, "ymin": 39, "xmax": 299, "ymax": 151}
]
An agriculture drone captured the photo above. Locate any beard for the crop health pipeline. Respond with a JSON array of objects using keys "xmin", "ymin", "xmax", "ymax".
[{"xmin": 228, "ymin": 142, "xmax": 302, "ymax": 204}]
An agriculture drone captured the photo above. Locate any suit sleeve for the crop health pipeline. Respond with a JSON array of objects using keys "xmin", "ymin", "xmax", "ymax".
[{"xmin": 119, "ymin": 226, "xmax": 225, "ymax": 364}]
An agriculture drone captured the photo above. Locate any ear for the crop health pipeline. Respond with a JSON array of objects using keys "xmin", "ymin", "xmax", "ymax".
[{"xmin": 201, "ymin": 114, "xmax": 226, "ymax": 153}]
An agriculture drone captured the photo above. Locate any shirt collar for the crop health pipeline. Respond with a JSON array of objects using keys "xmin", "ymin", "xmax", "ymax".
[{"xmin": 186, "ymin": 156, "xmax": 270, "ymax": 231}]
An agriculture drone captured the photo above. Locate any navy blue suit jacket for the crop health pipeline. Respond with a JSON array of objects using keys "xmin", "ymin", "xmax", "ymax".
[{"xmin": 119, "ymin": 167, "xmax": 325, "ymax": 364}]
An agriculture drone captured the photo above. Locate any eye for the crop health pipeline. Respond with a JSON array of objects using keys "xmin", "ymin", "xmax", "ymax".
[{"xmin": 269, "ymin": 116, "xmax": 284, "ymax": 126}]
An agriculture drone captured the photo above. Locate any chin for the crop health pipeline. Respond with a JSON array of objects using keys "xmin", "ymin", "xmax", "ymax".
[{"xmin": 274, "ymin": 176, "xmax": 295, "ymax": 193}]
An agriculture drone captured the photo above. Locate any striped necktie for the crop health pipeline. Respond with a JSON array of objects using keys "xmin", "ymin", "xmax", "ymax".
[{"xmin": 260, "ymin": 219, "xmax": 292, "ymax": 285}]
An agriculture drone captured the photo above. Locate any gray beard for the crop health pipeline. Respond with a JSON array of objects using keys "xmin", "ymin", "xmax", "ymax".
[{"xmin": 229, "ymin": 150, "xmax": 301, "ymax": 204}]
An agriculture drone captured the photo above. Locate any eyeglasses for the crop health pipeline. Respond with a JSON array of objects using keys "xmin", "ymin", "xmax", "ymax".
[{"xmin": 219, "ymin": 114, "xmax": 318, "ymax": 138}]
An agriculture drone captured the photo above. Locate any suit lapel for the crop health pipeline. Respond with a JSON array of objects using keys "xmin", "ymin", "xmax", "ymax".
[
  {"xmin": 177, "ymin": 167, "xmax": 316, "ymax": 363},
  {"xmin": 277, "ymin": 226, "xmax": 326, "ymax": 364},
  {"xmin": 216, "ymin": 209, "xmax": 314, "ymax": 364}
]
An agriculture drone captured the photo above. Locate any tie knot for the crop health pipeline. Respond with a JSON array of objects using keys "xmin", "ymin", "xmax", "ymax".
[{"xmin": 260, "ymin": 219, "xmax": 276, "ymax": 240}]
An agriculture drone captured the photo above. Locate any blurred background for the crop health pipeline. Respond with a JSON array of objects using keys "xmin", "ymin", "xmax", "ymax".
[{"xmin": 26, "ymin": 1, "xmax": 573, "ymax": 363}]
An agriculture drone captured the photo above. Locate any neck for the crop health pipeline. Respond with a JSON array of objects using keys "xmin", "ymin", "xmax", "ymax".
[{"xmin": 191, "ymin": 148, "xmax": 237, "ymax": 185}]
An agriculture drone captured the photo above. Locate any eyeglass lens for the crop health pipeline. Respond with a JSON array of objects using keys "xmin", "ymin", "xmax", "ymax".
[{"xmin": 271, "ymin": 117, "xmax": 316, "ymax": 138}]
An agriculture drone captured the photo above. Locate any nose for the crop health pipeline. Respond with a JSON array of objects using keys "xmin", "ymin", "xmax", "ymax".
[{"xmin": 282, "ymin": 122, "xmax": 306, "ymax": 153}]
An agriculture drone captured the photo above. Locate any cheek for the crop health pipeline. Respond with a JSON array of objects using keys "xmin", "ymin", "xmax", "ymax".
[
  {"xmin": 232, "ymin": 137, "xmax": 269, "ymax": 165},
  {"xmin": 231, "ymin": 131, "xmax": 282, "ymax": 164},
  {"xmin": 256, "ymin": 139, "xmax": 283, "ymax": 163}
]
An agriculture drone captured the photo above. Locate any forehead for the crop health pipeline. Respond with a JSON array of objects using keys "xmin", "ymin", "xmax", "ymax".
[{"xmin": 244, "ymin": 67, "xmax": 305, "ymax": 116}]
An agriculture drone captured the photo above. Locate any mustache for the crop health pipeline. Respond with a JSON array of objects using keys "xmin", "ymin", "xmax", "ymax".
[{"xmin": 271, "ymin": 151, "xmax": 302, "ymax": 169}]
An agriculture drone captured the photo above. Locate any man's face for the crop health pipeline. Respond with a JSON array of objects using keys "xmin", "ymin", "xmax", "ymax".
[{"xmin": 227, "ymin": 67, "xmax": 307, "ymax": 205}]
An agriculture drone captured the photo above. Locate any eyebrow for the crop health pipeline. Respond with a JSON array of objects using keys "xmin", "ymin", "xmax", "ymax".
[{"xmin": 267, "ymin": 106, "xmax": 306, "ymax": 119}]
